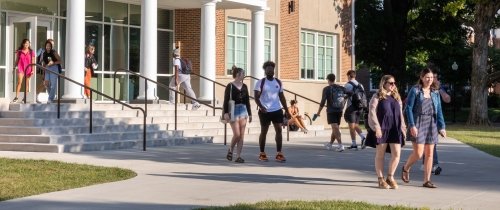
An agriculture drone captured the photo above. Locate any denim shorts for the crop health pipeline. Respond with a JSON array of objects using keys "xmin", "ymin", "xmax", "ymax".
[{"xmin": 233, "ymin": 104, "xmax": 249, "ymax": 120}]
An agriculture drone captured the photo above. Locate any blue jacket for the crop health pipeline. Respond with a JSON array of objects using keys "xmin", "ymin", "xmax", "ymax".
[{"xmin": 405, "ymin": 86, "xmax": 445, "ymax": 131}]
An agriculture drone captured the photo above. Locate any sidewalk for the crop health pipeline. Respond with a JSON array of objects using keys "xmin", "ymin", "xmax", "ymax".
[{"xmin": 0, "ymin": 132, "xmax": 499, "ymax": 210}]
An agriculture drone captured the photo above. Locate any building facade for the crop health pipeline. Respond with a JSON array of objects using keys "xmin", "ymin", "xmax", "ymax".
[{"xmin": 0, "ymin": 0, "xmax": 354, "ymax": 111}]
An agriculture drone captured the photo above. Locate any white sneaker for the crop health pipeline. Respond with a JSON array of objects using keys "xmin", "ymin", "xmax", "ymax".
[
  {"xmin": 324, "ymin": 142, "xmax": 333, "ymax": 150},
  {"xmin": 335, "ymin": 145, "xmax": 345, "ymax": 152},
  {"xmin": 192, "ymin": 104, "xmax": 201, "ymax": 110}
]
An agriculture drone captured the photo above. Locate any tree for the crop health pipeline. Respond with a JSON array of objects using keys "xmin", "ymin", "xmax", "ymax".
[{"xmin": 468, "ymin": 0, "xmax": 500, "ymax": 125}]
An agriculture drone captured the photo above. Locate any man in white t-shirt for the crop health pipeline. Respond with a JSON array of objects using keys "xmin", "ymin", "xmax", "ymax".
[
  {"xmin": 169, "ymin": 48, "xmax": 200, "ymax": 110},
  {"xmin": 254, "ymin": 61, "xmax": 291, "ymax": 162},
  {"xmin": 344, "ymin": 70, "xmax": 366, "ymax": 150}
]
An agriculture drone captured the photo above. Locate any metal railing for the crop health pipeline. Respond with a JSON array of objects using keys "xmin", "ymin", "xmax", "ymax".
[
  {"xmin": 245, "ymin": 76, "xmax": 323, "ymax": 141},
  {"xmin": 112, "ymin": 69, "xmax": 228, "ymax": 144},
  {"xmin": 22, "ymin": 64, "xmax": 148, "ymax": 151}
]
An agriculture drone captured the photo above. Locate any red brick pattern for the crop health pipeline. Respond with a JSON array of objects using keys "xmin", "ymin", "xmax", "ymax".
[
  {"xmin": 174, "ymin": 9, "xmax": 201, "ymax": 74},
  {"xmin": 216, "ymin": 9, "xmax": 226, "ymax": 76},
  {"xmin": 279, "ymin": 0, "xmax": 300, "ymax": 80}
]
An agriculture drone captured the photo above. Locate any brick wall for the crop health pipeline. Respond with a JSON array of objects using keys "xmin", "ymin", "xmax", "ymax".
[
  {"xmin": 174, "ymin": 9, "xmax": 201, "ymax": 74},
  {"xmin": 279, "ymin": 0, "xmax": 300, "ymax": 80},
  {"xmin": 216, "ymin": 9, "xmax": 226, "ymax": 76},
  {"xmin": 339, "ymin": 0, "xmax": 353, "ymax": 83}
]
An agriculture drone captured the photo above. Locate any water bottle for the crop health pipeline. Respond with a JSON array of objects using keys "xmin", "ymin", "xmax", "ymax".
[{"xmin": 312, "ymin": 114, "xmax": 319, "ymax": 121}]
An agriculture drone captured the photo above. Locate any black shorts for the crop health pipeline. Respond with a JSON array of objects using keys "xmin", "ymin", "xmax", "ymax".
[
  {"xmin": 258, "ymin": 109, "xmax": 284, "ymax": 127},
  {"xmin": 344, "ymin": 106, "xmax": 362, "ymax": 124},
  {"xmin": 327, "ymin": 112, "xmax": 342, "ymax": 124}
]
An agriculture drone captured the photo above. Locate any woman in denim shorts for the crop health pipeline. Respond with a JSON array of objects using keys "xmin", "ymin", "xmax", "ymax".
[{"xmin": 223, "ymin": 66, "xmax": 252, "ymax": 163}]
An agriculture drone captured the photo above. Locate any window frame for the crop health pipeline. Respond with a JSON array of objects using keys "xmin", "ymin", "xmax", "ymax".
[
  {"xmin": 226, "ymin": 19, "xmax": 248, "ymax": 75},
  {"xmin": 300, "ymin": 30, "xmax": 338, "ymax": 81}
]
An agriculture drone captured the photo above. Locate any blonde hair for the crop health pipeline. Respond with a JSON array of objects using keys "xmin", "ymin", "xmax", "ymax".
[{"xmin": 377, "ymin": 75, "xmax": 401, "ymax": 101}]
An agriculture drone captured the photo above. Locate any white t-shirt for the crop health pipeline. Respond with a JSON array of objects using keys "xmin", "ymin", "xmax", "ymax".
[
  {"xmin": 254, "ymin": 78, "xmax": 284, "ymax": 112},
  {"xmin": 173, "ymin": 58, "xmax": 182, "ymax": 73},
  {"xmin": 344, "ymin": 79, "xmax": 359, "ymax": 107}
]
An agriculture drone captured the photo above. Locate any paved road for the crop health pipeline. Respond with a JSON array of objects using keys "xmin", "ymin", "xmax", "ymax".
[{"xmin": 0, "ymin": 132, "xmax": 499, "ymax": 210}]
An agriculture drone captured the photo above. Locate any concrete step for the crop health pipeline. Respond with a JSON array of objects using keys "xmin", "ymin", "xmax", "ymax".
[
  {"xmin": 0, "ymin": 118, "xmax": 124, "ymax": 127},
  {"xmin": 0, "ymin": 136, "xmax": 213, "ymax": 153}
]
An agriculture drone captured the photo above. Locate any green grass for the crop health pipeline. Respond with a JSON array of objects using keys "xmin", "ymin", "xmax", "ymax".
[
  {"xmin": 197, "ymin": 200, "xmax": 426, "ymax": 210},
  {"xmin": 0, "ymin": 158, "xmax": 136, "ymax": 201},
  {"xmin": 447, "ymin": 125, "xmax": 500, "ymax": 157}
]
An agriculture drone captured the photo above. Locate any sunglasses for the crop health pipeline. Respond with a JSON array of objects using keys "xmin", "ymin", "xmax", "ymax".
[{"xmin": 386, "ymin": 82, "xmax": 396, "ymax": 86}]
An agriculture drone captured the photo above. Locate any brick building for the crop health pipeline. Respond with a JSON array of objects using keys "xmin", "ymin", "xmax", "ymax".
[{"xmin": 0, "ymin": 0, "xmax": 353, "ymax": 111}]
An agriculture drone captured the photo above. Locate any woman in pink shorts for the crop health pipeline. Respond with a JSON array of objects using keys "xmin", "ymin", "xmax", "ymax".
[{"xmin": 13, "ymin": 39, "xmax": 35, "ymax": 103}]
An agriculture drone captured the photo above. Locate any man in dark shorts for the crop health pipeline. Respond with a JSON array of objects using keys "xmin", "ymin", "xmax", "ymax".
[
  {"xmin": 315, "ymin": 73, "xmax": 346, "ymax": 152},
  {"xmin": 344, "ymin": 70, "xmax": 367, "ymax": 150},
  {"xmin": 254, "ymin": 61, "xmax": 291, "ymax": 162}
]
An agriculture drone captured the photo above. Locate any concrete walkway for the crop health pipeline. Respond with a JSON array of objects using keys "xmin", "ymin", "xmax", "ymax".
[{"xmin": 0, "ymin": 131, "xmax": 499, "ymax": 210}]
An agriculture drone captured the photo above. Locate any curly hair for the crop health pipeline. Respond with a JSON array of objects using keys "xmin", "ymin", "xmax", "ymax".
[{"xmin": 262, "ymin": 61, "xmax": 275, "ymax": 69}]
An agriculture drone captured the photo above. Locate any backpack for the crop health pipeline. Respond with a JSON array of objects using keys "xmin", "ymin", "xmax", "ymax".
[
  {"xmin": 330, "ymin": 84, "xmax": 347, "ymax": 112},
  {"xmin": 178, "ymin": 57, "xmax": 192, "ymax": 74},
  {"xmin": 259, "ymin": 78, "xmax": 282, "ymax": 93},
  {"xmin": 348, "ymin": 81, "xmax": 368, "ymax": 109}
]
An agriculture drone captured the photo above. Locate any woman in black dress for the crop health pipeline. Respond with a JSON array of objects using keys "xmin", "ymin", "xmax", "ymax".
[{"xmin": 368, "ymin": 75, "xmax": 406, "ymax": 189}]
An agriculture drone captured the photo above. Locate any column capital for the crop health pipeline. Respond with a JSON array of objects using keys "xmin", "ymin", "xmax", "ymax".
[
  {"xmin": 202, "ymin": 0, "xmax": 221, "ymax": 5},
  {"xmin": 251, "ymin": 6, "xmax": 269, "ymax": 13}
]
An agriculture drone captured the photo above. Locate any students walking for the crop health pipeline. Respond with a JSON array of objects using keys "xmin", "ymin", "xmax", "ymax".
[
  {"xmin": 368, "ymin": 75, "xmax": 406, "ymax": 189},
  {"xmin": 223, "ymin": 66, "xmax": 252, "ymax": 163},
  {"xmin": 401, "ymin": 68, "xmax": 446, "ymax": 188},
  {"xmin": 315, "ymin": 73, "xmax": 347, "ymax": 152},
  {"xmin": 254, "ymin": 61, "xmax": 290, "ymax": 162}
]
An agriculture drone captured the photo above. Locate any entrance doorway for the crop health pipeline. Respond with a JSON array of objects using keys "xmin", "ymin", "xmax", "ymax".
[{"xmin": 6, "ymin": 14, "xmax": 53, "ymax": 102}]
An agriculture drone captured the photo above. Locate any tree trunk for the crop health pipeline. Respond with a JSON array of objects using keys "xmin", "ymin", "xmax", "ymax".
[
  {"xmin": 382, "ymin": 0, "xmax": 411, "ymax": 88},
  {"xmin": 468, "ymin": 1, "xmax": 500, "ymax": 125}
]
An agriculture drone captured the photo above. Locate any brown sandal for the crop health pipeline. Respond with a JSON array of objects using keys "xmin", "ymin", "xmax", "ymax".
[
  {"xmin": 401, "ymin": 166, "xmax": 410, "ymax": 183},
  {"xmin": 423, "ymin": 181, "xmax": 437, "ymax": 188},
  {"xmin": 226, "ymin": 150, "xmax": 232, "ymax": 161}
]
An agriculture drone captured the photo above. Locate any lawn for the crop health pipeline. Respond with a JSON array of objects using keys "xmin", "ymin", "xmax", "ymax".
[
  {"xmin": 446, "ymin": 124, "xmax": 500, "ymax": 158},
  {"xmin": 197, "ymin": 200, "xmax": 427, "ymax": 210},
  {"xmin": 0, "ymin": 158, "xmax": 136, "ymax": 201}
]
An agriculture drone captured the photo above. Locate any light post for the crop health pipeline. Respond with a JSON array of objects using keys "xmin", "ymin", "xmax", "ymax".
[{"xmin": 452, "ymin": 61, "xmax": 458, "ymax": 123}]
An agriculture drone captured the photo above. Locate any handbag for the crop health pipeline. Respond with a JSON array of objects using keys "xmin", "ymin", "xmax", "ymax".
[{"xmin": 220, "ymin": 84, "xmax": 235, "ymax": 123}]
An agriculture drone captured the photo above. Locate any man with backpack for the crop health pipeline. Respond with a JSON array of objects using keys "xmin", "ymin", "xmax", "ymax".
[
  {"xmin": 254, "ymin": 61, "xmax": 291, "ymax": 162},
  {"xmin": 169, "ymin": 48, "xmax": 201, "ymax": 110},
  {"xmin": 344, "ymin": 70, "xmax": 367, "ymax": 150},
  {"xmin": 315, "ymin": 73, "xmax": 347, "ymax": 152}
]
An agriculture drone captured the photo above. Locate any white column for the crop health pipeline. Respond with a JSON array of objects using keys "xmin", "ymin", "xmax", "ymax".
[
  {"xmin": 251, "ymin": 8, "xmax": 265, "ymax": 89},
  {"xmin": 63, "ymin": 0, "xmax": 85, "ymax": 99},
  {"xmin": 137, "ymin": 0, "xmax": 157, "ymax": 100},
  {"xmin": 199, "ymin": 0, "xmax": 219, "ymax": 101}
]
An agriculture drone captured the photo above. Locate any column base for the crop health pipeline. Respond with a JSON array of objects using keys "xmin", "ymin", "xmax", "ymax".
[{"xmin": 129, "ymin": 99, "xmax": 160, "ymax": 104}]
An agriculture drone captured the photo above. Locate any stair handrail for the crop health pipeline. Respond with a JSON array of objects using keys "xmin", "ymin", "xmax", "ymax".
[
  {"xmin": 112, "ymin": 69, "xmax": 228, "ymax": 145},
  {"xmin": 245, "ymin": 76, "xmax": 324, "ymax": 141},
  {"xmin": 245, "ymin": 75, "xmax": 321, "ymax": 106},
  {"xmin": 22, "ymin": 64, "xmax": 148, "ymax": 151}
]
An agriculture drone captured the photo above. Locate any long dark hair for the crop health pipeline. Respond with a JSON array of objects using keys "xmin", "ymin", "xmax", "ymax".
[
  {"xmin": 17, "ymin": 39, "xmax": 32, "ymax": 51},
  {"xmin": 417, "ymin": 68, "xmax": 439, "ymax": 90}
]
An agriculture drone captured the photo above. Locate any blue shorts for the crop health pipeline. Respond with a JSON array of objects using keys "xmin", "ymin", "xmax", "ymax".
[{"xmin": 233, "ymin": 104, "xmax": 249, "ymax": 120}]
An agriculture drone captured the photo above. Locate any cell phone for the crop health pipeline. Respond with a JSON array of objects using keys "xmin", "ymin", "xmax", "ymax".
[{"xmin": 312, "ymin": 114, "xmax": 319, "ymax": 121}]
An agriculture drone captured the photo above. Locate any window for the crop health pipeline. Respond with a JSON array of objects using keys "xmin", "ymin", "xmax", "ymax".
[
  {"xmin": 264, "ymin": 25, "xmax": 275, "ymax": 62},
  {"xmin": 300, "ymin": 31, "xmax": 337, "ymax": 81},
  {"xmin": 226, "ymin": 20, "xmax": 248, "ymax": 75},
  {"xmin": 104, "ymin": 1, "xmax": 128, "ymax": 24}
]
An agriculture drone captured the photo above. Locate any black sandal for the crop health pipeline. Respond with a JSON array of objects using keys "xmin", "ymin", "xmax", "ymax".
[
  {"xmin": 235, "ymin": 157, "xmax": 245, "ymax": 163},
  {"xmin": 226, "ymin": 151, "xmax": 232, "ymax": 161},
  {"xmin": 401, "ymin": 166, "xmax": 410, "ymax": 183}
]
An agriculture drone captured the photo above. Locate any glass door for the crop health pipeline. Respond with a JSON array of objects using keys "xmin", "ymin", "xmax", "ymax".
[{"xmin": 7, "ymin": 14, "xmax": 53, "ymax": 102}]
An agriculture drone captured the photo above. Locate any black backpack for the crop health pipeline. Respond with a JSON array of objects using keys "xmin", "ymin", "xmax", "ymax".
[
  {"xmin": 348, "ymin": 81, "xmax": 368, "ymax": 109},
  {"xmin": 330, "ymin": 84, "xmax": 347, "ymax": 112},
  {"xmin": 178, "ymin": 57, "xmax": 192, "ymax": 74}
]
